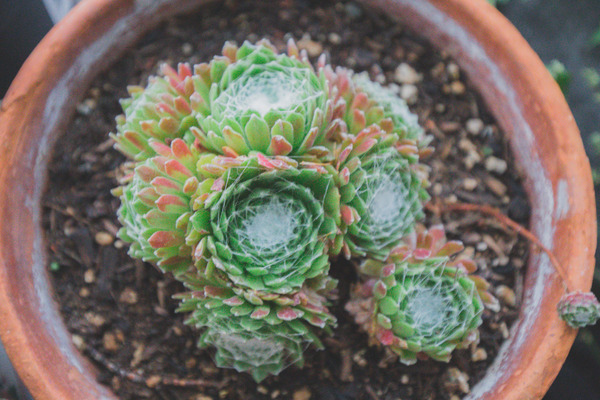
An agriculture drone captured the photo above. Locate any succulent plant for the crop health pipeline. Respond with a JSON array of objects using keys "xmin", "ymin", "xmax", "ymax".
[
  {"xmin": 324, "ymin": 66, "xmax": 432, "ymax": 150},
  {"xmin": 111, "ymin": 63, "xmax": 197, "ymax": 161},
  {"xmin": 114, "ymin": 138, "xmax": 200, "ymax": 275},
  {"xmin": 557, "ymin": 291, "xmax": 600, "ymax": 328},
  {"xmin": 176, "ymin": 261, "xmax": 336, "ymax": 382},
  {"xmin": 188, "ymin": 154, "xmax": 340, "ymax": 294},
  {"xmin": 189, "ymin": 40, "xmax": 341, "ymax": 159},
  {"xmin": 329, "ymin": 124, "xmax": 429, "ymax": 260},
  {"xmin": 346, "ymin": 225, "xmax": 498, "ymax": 365}
]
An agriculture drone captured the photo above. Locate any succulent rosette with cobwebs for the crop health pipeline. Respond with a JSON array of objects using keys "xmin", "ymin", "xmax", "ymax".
[
  {"xmin": 111, "ymin": 63, "xmax": 197, "ymax": 161},
  {"xmin": 189, "ymin": 40, "xmax": 342, "ymax": 159},
  {"xmin": 346, "ymin": 225, "xmax": 499, "ymax": 365}
]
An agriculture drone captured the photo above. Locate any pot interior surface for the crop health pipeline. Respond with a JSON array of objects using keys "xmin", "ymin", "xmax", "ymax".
[{"xmin": 0, "ymin": 1, "xmax": 594, "ymax": 400}]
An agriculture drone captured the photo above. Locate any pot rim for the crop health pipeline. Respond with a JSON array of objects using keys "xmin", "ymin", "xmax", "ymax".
[{"xmin": 0, "ymin": 0, "xmax": 595, "ymax": 399}]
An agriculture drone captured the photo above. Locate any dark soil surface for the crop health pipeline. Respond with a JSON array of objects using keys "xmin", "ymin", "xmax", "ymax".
[{"xmin": 44, "ymin": 1, "xmax": 530, "ymax": 399}]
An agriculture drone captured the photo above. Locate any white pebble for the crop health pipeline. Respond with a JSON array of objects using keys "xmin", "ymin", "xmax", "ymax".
[
  {"xmin": 400, "ymin": 84, "xmax": 418, "ymax": 104},
  {"xmin": 466, "ymin": 118, "xmax": 484, "ymax": 135},
  {"xmin": 394, "ymin": 63, "xmax": 422, "ymax": 84},
  {"xmin": 485, "ymin": 156, "xmax": 508, "ymax": 174}
]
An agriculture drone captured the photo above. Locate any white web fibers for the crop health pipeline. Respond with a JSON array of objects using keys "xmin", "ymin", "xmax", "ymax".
[
  {"xmin": 212, "ymin": 331, "xmax": 285, "ymax": 367},
  {"xmin": 203, "ymin": 325, "xmax": 310, "ymax": 375},
  {"xmin": 210, "ymin": 161, "xmax": 331, "ymax": 282},
  {"xmin": 355, "ymin": 151, "xmax": 419, "ymax": 248},
  {"xmin": 398, "ymin": 264, "xmax": 476, "ymax": 346},
  {"xmin": 213, "ymin": 66, "xmax": 323, "ymax": 119},
  {"xmin": 366, "ymin": 173, "xmax": 406, "ymax": 225},
  {"xmin": 239, "ymin": 196, "xmax": 302, "ymax": 253},
  {"xmin": 352, "ymin": 72, "xmax": 425, "ymax": 142}
]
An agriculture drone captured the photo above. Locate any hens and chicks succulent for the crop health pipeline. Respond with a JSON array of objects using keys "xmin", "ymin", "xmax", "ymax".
[{"xmin": 111, "ymin": 39, "xmax": 499, "ymax": 381}]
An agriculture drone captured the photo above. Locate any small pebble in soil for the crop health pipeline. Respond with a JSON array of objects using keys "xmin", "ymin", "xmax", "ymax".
[
  {"xmin": 293, "ymin": 387, "xmax": 311, "ymax": 400},
  {"xmin": 485, "ymin": 156, "xmax": 508, "ymax": 174}
]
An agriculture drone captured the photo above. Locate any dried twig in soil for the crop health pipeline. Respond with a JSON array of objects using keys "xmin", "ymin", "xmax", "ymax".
[{"xmin": 426, "ymin": 200, "xmax": 571, "ymax": 291}]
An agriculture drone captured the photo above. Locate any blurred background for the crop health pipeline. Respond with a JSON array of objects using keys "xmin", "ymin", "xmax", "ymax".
[{"xmin": 1, "ymin": 0, "xmax": 599, "ymax": 399}]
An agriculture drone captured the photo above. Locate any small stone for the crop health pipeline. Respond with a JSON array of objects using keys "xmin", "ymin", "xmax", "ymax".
[
  {"xmin": 76, "ymin": 98, "xmax": 97, "ymax": 115},
  {"xmin": 499, "ymin": 322, "xmax": 510, "ymax": 339},
  {"xmin": 79, "ymin": 287, "xmax": 90, "ymax": 297},
  {"xmin": 185, "ymin": 357, "xmax": 197, "ymax": 369},
  {"xmin": 353, "ymin": 349, "xmax": 368, "ymax": 367},
  {"xmin": 84, "ymin": 269, "xmax": 96, "ymax": 283},
  {"xmin": 72, "ymin": 334, "xmax": 85, "ymax": 350},
  {"xmin": 84, "ymin": 312, "xmax": 106, "ymax": 328},
  {"xmin": 462, "ymin": 178, "xmax": 478, "ymax": 191},
  {"xmin": 450, "ymin": 81, "xmax": 466, "ymax": 95},
  {"xmin": 182, "ymin": 43, "xmax": 193, "ymax": 56},
  {"xmin": 271, "ymin": 390, "xmax": 281, "ymax": 399},
  {"xmin": 447, "ymin": 62, "xmax": 460, "ymax": 80},
  {"xmin": 431, "ymin": 62, "xmax": 445, "ymax": 78},
  {"xmin": 435, "ymin": 103, "xmax": 446, "ymax": 113},
  {"xmin": 218, "ymin": 390, "xmax": 229, "ymax": 399},
  {"xmin": 394, "ymin": 63, "xmax": 422, "ymax": 84},
  {"xmin": 328, "ymin": 33, "xmax": 341, "ymax": 44},
  {"xmin": 114, "ymin": 239, "xmax": 125, "ymax": 249},
  {"xmin": 496, "ymin": 285, "xmax": 517, "ymax": 307},
  {"xmin": 401, "ymin": 374, "xmax": 410, "ymax": 384},
  {"xmin": 432, "ymin": 183, "xmax": 443, "ymax": 196},
  {"xmin": 191, "ymin": 395, "xmax": 213, "ymax": 400},
  {"xmin": 293, "ymin": 387, "xmax": 311, "ymax": 400},
  {"xmin": 476, "ymin": 242, "xmax": 488, "ymax": 252},
  {"xmin": 444, "ymin": 367, "xmax": 470, "ymax": 394},
  {"xmin": 130, "ymin": 343, "xmax": 145, "ymax": 367},
  {"xmin": 485, "ymin": 156, "xmax": 508, "ymax": 174},
  {"xmin": 119, "ymin": 287, "xmax": 138, "ymax": 304},
  {"xmin": 94, "ymin": 231, "xmax": 114, "ymax": 246},
  {"xmin": 471, "ymin": 347, "xmax": 488, "ymax": 362},
  {"xmin": 485, "ymin": 177, "xmax": 507, "ymax": 196},
  {"xmin": 257, "ymin": 386, "xmax": 269, "ymax": 395},
  {"xmin": 400, "ymin": 84, "xmax": 418, "ymax": 104},
  {"xmin": 103, "ymin": 332, "xmax": 120, "ymax": 352},
  {"xmin": 297, "ymin": 36, "xmax": 323, "ymax": 57},
  {"xmin": 466, "ymin": 118, "xmax": 484, "ymax": 135},
  {"xmin": 145, "ymin": 375, "xmax": 161, "ymax": 388}
]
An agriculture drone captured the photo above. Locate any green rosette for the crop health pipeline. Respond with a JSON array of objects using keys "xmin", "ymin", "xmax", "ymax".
[
  {"xmin": 188, "ymin": 154, "xmax": 340, "ymax": 294},
  {"xmin": 330, "ymin": 125, "xmax": 429, "ymax": 260},
  {"xmin": 346, "ymin": 226, "xmax": 499, "ymax": 365},
  {"xmin": 111, "ymin": 64, "xmax": 197, "ymax": 160},
  {"xmin": 114, "ymin": 138, "xmax": 201, "ymax": 275},
  {"xmin": 190, "ymin": 40, "xmax": 338, "ymax": 159},
  {"xmin": 176, "ymin": 266, "xmax": 336, "ymax": 382}
]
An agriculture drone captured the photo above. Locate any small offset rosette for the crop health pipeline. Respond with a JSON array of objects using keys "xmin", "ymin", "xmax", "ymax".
[
  {"xmin": 346, "ymin": 225, "xmax": 499, "ymax": 365},
  {"xmin": 190, "ymin": 40, "xmax": 340, "ymax": 159},
  {"xmin": 557, "ymin": 291, "xmax": 600, "ymax": 328},
  {"xmin": 111, "ymin": 63, "xmax": 197, "ymax": 160},
  {"xmin": 114, "ymin": 138, "xmax": 201, "ymax": 276}
]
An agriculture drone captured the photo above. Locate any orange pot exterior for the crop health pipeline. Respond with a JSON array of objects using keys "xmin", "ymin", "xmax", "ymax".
[{"xmin": 0, "ymin": 0, "xmax": 595, "ymax": 399}]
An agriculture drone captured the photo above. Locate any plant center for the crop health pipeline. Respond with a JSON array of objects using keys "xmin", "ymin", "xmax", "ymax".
[
  {"xmin": 216, "ymin": 69, "xmax": 313, "ymax": 117},
  {"xmin": 404, "ymin": 287, "xmax": 449, "ymax": 332},
  {"xmin": 240, "ymin": 197, "xmax": 299, "ymax": 252},
  {"xmin": 366, "ymin": 174, "xmax": 406, "ymax": 224}
]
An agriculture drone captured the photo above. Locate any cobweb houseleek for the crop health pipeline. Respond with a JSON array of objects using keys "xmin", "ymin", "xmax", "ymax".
[
  {"xmin": 346, "ymin": 226, "xmax": 498, "ymax": 365},
  {"xmin": 190, "ymin": 40, "xmax": 340, "ymax": 159}
]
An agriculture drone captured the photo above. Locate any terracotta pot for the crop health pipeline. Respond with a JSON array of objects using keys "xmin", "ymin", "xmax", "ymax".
[{"xmin": 0, "ymin": 0, "xmax": 595, "ymax": 399}]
